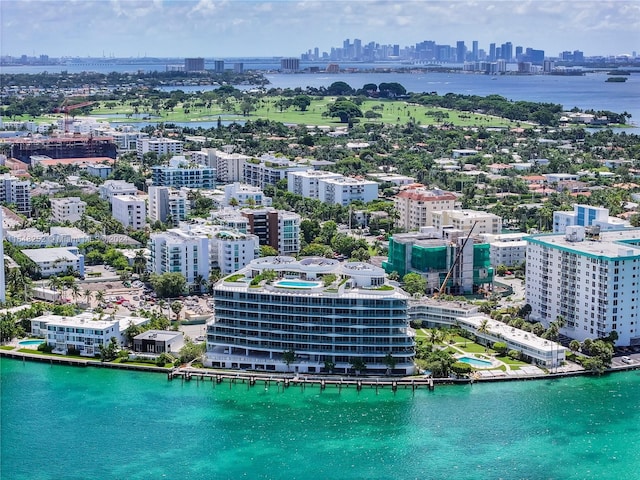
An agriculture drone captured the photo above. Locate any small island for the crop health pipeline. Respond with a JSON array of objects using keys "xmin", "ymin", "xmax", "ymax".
[{"xmin": 606, "ymin": 77, "xmax": 628, "ymax": 82}]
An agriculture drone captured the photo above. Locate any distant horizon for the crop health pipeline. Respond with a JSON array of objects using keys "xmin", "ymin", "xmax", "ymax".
[{"xmin": 1, "ymin": 1, "xmax": 638, "ymax": 59}]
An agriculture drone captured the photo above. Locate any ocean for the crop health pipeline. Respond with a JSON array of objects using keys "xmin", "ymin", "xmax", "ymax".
[{"xmin": 2, "ymin": 358, "xmax": 640, "ymax": 480}]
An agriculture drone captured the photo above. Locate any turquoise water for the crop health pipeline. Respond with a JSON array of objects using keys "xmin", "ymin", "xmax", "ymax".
[
  {"xmin": 17, "ymin": 339, "xmax": 44, "ymax": 346},
  {"xmin": 2, "ymin": 358, "xmax": 640, "ymax": 480},
  {"xmin": 274, "ymin": 279, "xmax": 322, "ymax": 288},
  {"xmin": 458, "ymin": 356, "xmax": 493, "ymax": 367}
]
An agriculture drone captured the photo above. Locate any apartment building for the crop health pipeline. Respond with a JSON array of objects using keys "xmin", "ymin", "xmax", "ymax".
[
  {"xmin": 148, "ymin": 186, "xmax": 189, "ymax": 226},
  {"xmin": 151, "ymin": 165, "xmax": 215, "ymax": 189},
  {"xmin": 207, "ymin": 256, "xmax": 415, "ymax": 375},
  {"xmin": 431, "ymin": 209, "xmax": 502, "ymax": 235},
  {"xmin": 99, "ymin": 180, "xmax": 138, "ymax": 203},
  {"xmin": 50, "ymin": 197, "xmax": 87, "ymax": 223},
  {"xmin": 317, "ymin": 176, "xmax": 378, "ymax": 206},
  {"xmin": 243, "ymin": 155, "xmax": 308, "ymax": 189},
  {"xmin": 0, "ymin": 173, "xmax": 31, "ymax": 215},
  {"xmin": 6, "ymin": 227, "xmax": 90, "ymax": 247},
  {"xmin": 288, "ymin": 170, "xmax": 343, "ymax": 198},
  {"xmin": 20, "ymin": 246, "xmax": 85, "ymax": 278},
  {"xmin": 136, "ymin": 137, "xmax": 183, "ymax": 160},
  {"xmin": 112, "ymin": 195, "xmax": 147, "ymax": 230},
  {"xmin": 553, "ymin": 204, "xmax": 630, "ymax": 234},
  {"xmin": 241, "ymin": 208, "xmax": 301, "ymax": 255},
  {"xmin": 223, "ymin": 183, "xmax": 272, "ymax": 208},
  {"xmin": 479, "ymin": 232, "xmax": 528, "ymax": 267},
  {"xmin": 525, "ymin": 226, "xmax": 640, "ymax": 346},
  {"xmin": 31, "ymin": 312, "xmax": 148, "ymax": 357},
  {"xmin": 195, "ymin": 149, "xmax": 251, "ymax": 182},
  {"xmin": 393, "ymin": 187, "xmax": 460, "ymax": 232}
]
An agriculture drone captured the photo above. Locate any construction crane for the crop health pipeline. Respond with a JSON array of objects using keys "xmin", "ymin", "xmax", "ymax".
[
  {"xmin": 434, "ymin": 221, "xmax": 477, "ymax": 297},
  {"xmin": 54, "ymin": 99, "xmax": 96, "ymax": 133}
]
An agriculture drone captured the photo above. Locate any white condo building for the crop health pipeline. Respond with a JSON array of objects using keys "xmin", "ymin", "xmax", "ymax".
[
  {"xmin": 223, "ymin": 183, "xmax": 272, "ymax": 208},
  {"xmin": 21, "ymin": 246, "xmax": 85, "ymax": 278},
  {"xmin": 112, "ymin": 195, "xmax": 147, "ymax": 230},
  {"xmin": 149, "ymin": 225, "xmax": 259, "ymax": 289},
  {"xmin": 148, "ymin": 186, "xmax": 189, "ymax": 226},
  {"xmin": 136, "ymin": 137, "xmax": 184, "ymax": 160},
  {"xmin": 431, "ymin": 209, "xmax": 502, "ymax": 235},
  {"xmin": 317, "ymin": 176, "xmax": 378, "ymax": 206},
  {"xmin": 553, "ymin": 204, "xmax": 631, "ymax": 234},
  {"xmin": 393, "ymin": 187, "xmax": 460, "ymax": 232},
  {"xmin": 6, "ymin": 227, "xmax": 90, "ymax": 247},
  {"xmin": 243, "ymin": 154, "xmax": 308, "ymax": 189},
  {"xmin": 526, "ymin": 226, "xmax": 640, "ymax": 346},
  {"xmin": 0, "ymin": 209, "xmax": 5, "ymax": 303},
  {"xmin": 196, "ymin": 149, "xmax": 251, "ymax": 182},
  {"xmin": 479, "ymin": 232, "xmax": 528, "ymax": 267},
  {"xmin": 288, "ymin": 170, "xmax": 343, "ymax": 198},
  {"xmin": 99, "ymin": 180, "xmax": 138, "ymax": 203},
  {"xmin": 31, "ymin": 312, "xmax": 148, "ymax": 357},
  {"xmin": 0, "ymin": 173, "xmax": 31, "ymax": 215},
  {"xmin": 50, "ymin": 197, "xmax": 87, "ymax": 223},
  {"xmin": 207, "ymin": 257, "xmax": 415, "ymax": 375}
]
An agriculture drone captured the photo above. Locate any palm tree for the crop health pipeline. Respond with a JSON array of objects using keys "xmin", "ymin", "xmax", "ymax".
[
  {"xmin": 94, "ymin": 290, "xmax": 106, "ymax": 305},
  {"xmin": 84, "ymin": 289, "xmax": 93, "ymax": 307},
  {"xmin": 133, "ymin": 250, "xmax": 147, "ymax": 275},
  {"xmin": 69, "ymin": 283, "xmax": 80, "ymax": 304}
]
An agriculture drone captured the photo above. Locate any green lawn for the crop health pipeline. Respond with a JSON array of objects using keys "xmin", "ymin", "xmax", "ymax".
[
  {"xmin": 0, "ymin": 345, "xmax": 16, "ymax": 350},
  {"xmin": 84, "ymin": 97, "xmax": 519, "ymax": 128}
]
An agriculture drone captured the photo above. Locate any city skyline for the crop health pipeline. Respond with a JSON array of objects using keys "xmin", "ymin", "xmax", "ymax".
[{"xmin": 1, "ymin": 0, "xmax": 638, "ymax": 59}]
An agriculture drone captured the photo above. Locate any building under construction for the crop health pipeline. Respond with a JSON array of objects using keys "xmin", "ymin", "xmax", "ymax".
[
  {"xmin": 8, "ymin": 135, "xmax": 117, "ymax": 164},
  {"xmin": 382, "ymin": 228, "xmax": 494, "ymax": 295}
]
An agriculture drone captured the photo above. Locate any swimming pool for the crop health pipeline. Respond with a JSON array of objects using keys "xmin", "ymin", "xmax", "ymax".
[
  {"xmin": 458, "ymin": 356, "xmax": 493, "ymax": 368},
  {"xmin": 274, "ymin": 279, "xmax": 322, "ymax": 289},
  {"xmin": 18, "ymin": 339, "xmax": 45, "ymax": 346}
]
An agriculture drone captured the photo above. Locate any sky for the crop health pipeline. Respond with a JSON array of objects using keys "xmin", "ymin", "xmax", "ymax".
[{"xmin": 1, "ymin": 0, "xmax": 639, "ymax": 59}]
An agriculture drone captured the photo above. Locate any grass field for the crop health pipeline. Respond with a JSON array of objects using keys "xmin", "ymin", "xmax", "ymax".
[{"xmin": 82, "ymin": 96, "xmax": 519, "ymax": 128}]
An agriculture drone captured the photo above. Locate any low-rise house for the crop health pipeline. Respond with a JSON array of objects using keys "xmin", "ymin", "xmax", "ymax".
[
  {"xmin": 132, "ymin": 330, "xmax": 184, "ymax": 354},
  {"xmin": 20, "ymin": 246, "xmax": 84, "ymax": 278}
]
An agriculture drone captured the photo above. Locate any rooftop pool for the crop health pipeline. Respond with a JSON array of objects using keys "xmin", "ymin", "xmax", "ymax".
[
  {"xmin": 273, "ymin": 279, "xmax": 322, "ymax": 289},
  {"xmin": 458, "ymin": 356, "xmax": 493, "ymax": 368}
]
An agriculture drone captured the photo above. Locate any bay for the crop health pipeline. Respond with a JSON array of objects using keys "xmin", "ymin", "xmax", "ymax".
[{"xmin": 2, "ymin": 358, "xmax": 640, "ymax": 480}]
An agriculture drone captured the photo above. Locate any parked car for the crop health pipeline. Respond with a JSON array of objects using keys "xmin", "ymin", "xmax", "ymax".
[{"xmin": 621, "ymin": 356, "xmax": 632, "ymax": 364}]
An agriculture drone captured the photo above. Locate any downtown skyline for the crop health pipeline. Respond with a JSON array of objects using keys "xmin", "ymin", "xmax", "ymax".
[{"xmin": 1, "ymin": 0, "xmax": 638, "ymax": 59}]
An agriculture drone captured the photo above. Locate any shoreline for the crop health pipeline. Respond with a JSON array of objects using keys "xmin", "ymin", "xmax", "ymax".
[{"xmin": 3, "ymin": 347, "xmax": 639, "ymax": 388}]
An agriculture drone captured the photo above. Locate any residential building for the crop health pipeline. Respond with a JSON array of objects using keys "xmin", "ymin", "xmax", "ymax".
[
  {"xmin": 112, "ymin": 195, "xmax": 147, "ymax": 231},
  {"xmin": 209, "ymin": 209, "xmax": 249, "ymax": 233},
  {"xmin": 280, "ymin": 58, "xmax": 300, "ymax": 71},
  {"xmin": 383, "ymin": 229, "xmax": 494, "ymax": 294},
  {"xmin": 525, "ymin": 226, "xmax": 640, "ymax": 346},
  {"xmin": 207, "ymin": 256, "xmax": 415, "ymax": 375},
  {"xmin": 223, "ymin": 183, "xmax": 272, "ymax": 208},
  {"xmin": 50, "ymin": 197, "xmax": 87, "ymax": 223},
  {"xmin": 21, "ymin": 246, "xmax": 84, "ymax": 278},
  {"xmin": 479, "ymin": 232, "xmax": 528, "ymax": 267},
  {"xmin": 288, "ymin": 170, "xmax": 343, "ymax": 198},
  {"xmin": 430, "ymin": 209, "xmax": 502, "ymax": 235},
  {"xmin": 0, "ymin": 173, "xmax": 31, "ymax": 215},
  {"xmin": 318, "ymin": 176, "xmax": 378, "ymax": 206},
  {"xmin": 184, "ymin": 57, "xmax": 205, "ymax": 72},
  {"xmin": 151, "ymin": 165, "xmax": 215, "ymax": 189},
  {"xmin": 99, "ymin": 180, "xmax": 138, "ymax": 203},
  {"xmin": 148, "ymin": 186, "xmax": 189, "ymax": 226},
  {"xmin": 31, "ymin": 312, "xmax": 148, "ymax": 357},
  {"xmin": 136, "ymin": 137, "xmax": 184, "ymax": 160},
  {"xmin": 196, "ymin": 148, "xmax": 250, "ymax": 182},
  {"xmin": 133, "ymin": 330, "xmax": 185, "ymax": 354},
  {"xmin": 243, "ymin": 155, "xmax": 308, "ymax": 189},
  {"xmin": 553, "ymin": 204, "xmax": 631, "ymax": 234},
  {"xmin": 148, "ymin": 224, "xmax": 259, "ymax": 287},
  {"xmin": 5, "ymin": 227, "xmax": 90, "ymax": 247},
  {"xmin": 86, "ymin": 164, "xmax": 113, "ymax": 178},
  {"xmin": 241, "ymin": 208, "xmax": 301, "ymax": 255},
  {"xmin": 393, "ymin": 186, "xmax": 460, "ymax": 231},
  {"xmin": 0, "ymin": 210, "xmax": 5, "ymax": 303},
  {"xmin": 408, "ymin": 299, "xmax": 566, "ymax": 367}
]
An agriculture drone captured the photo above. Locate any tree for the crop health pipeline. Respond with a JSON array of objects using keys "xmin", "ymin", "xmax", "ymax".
[
  {"xmin": 378, "ymin": 82, "xmax": 406, "ymax": 98},
  {"xmin": 423, "ymin": 350, "xmax": 455, "ymax": 378},
  {"xmin": 282, "ymin": 349, "xmax": 296, "ymax": 372},
  {"xmin": 402, "ymin": 273, "xmax": 426, "ymax": 296},
  {"xmin": 95, "ymin": 290, "xmax": 106, "ymax": 305},
  {"xmin": 178, "ymin": 340, "xmax": 206, "ymax": 365},
  {"xmin": 291, "ymin": 95, "xmax": 311, "ymax": 111},
  {"xmin": 493, "ymin": 341, "xmax": 508, "ymax": 355},
  {"xmin": 326, "ymin": 81, "xmax": 354, "ymax": 96},
  {"xmin": 451, "ymin": 361, "xmax": 472, "ymax": 377},
  {"xmin": 170, "ymin": 301, "xmax": 183, "ymax": 322},
  {"xmin": 323, "ymin": 358, "xmax": 335, "ymax": 373},
  {"xmin": 569, "ymin": 340, "xmax": 581, "ymax": 353},
  {"xmin": 150, "ymin": 272, "xmax": 187, "ymax": 298},
  {"xmin": 383, "ymin": 352, "xmax": 397, "ymax": 375},
  {"xmin": 518, "ymin": 304, "xmax": 532, "ymax": 320},
  {"xmin": 98, "ymin": 337, "xmax": 119, "ymax": 362},
  {"xmin": 0, "ymin": 314, "xmax": 21, "ymax": 343},
  {"xmin": 123, "ymin": 321, "xmax": 143, "ymax": 346},
  {"xmin": 260, "ymin": 245, "xmax": 279, "ymax": 257},
  {"xmin": 477, "ymin": 319, "xmax": 490, "ymax": 336},
  {"xmin": 350, "ymin": 357, "xmax": 367, "ymax": 375},
  {"xmin": 327, "ymin": 100, "xmax": 362, "ymax": 123}
]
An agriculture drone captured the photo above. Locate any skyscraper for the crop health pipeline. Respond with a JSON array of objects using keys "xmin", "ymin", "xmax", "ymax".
[
  {"xmin": 456, "ymin": 41, "xmax": 466, "ymax": 63},
  {"xmin": 489, "ymin": 43, "xmax": 496, "ymax": 61},
  {"xmin": 472, "ymin": 41, "xmax": 478, "ymax": 61}
]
